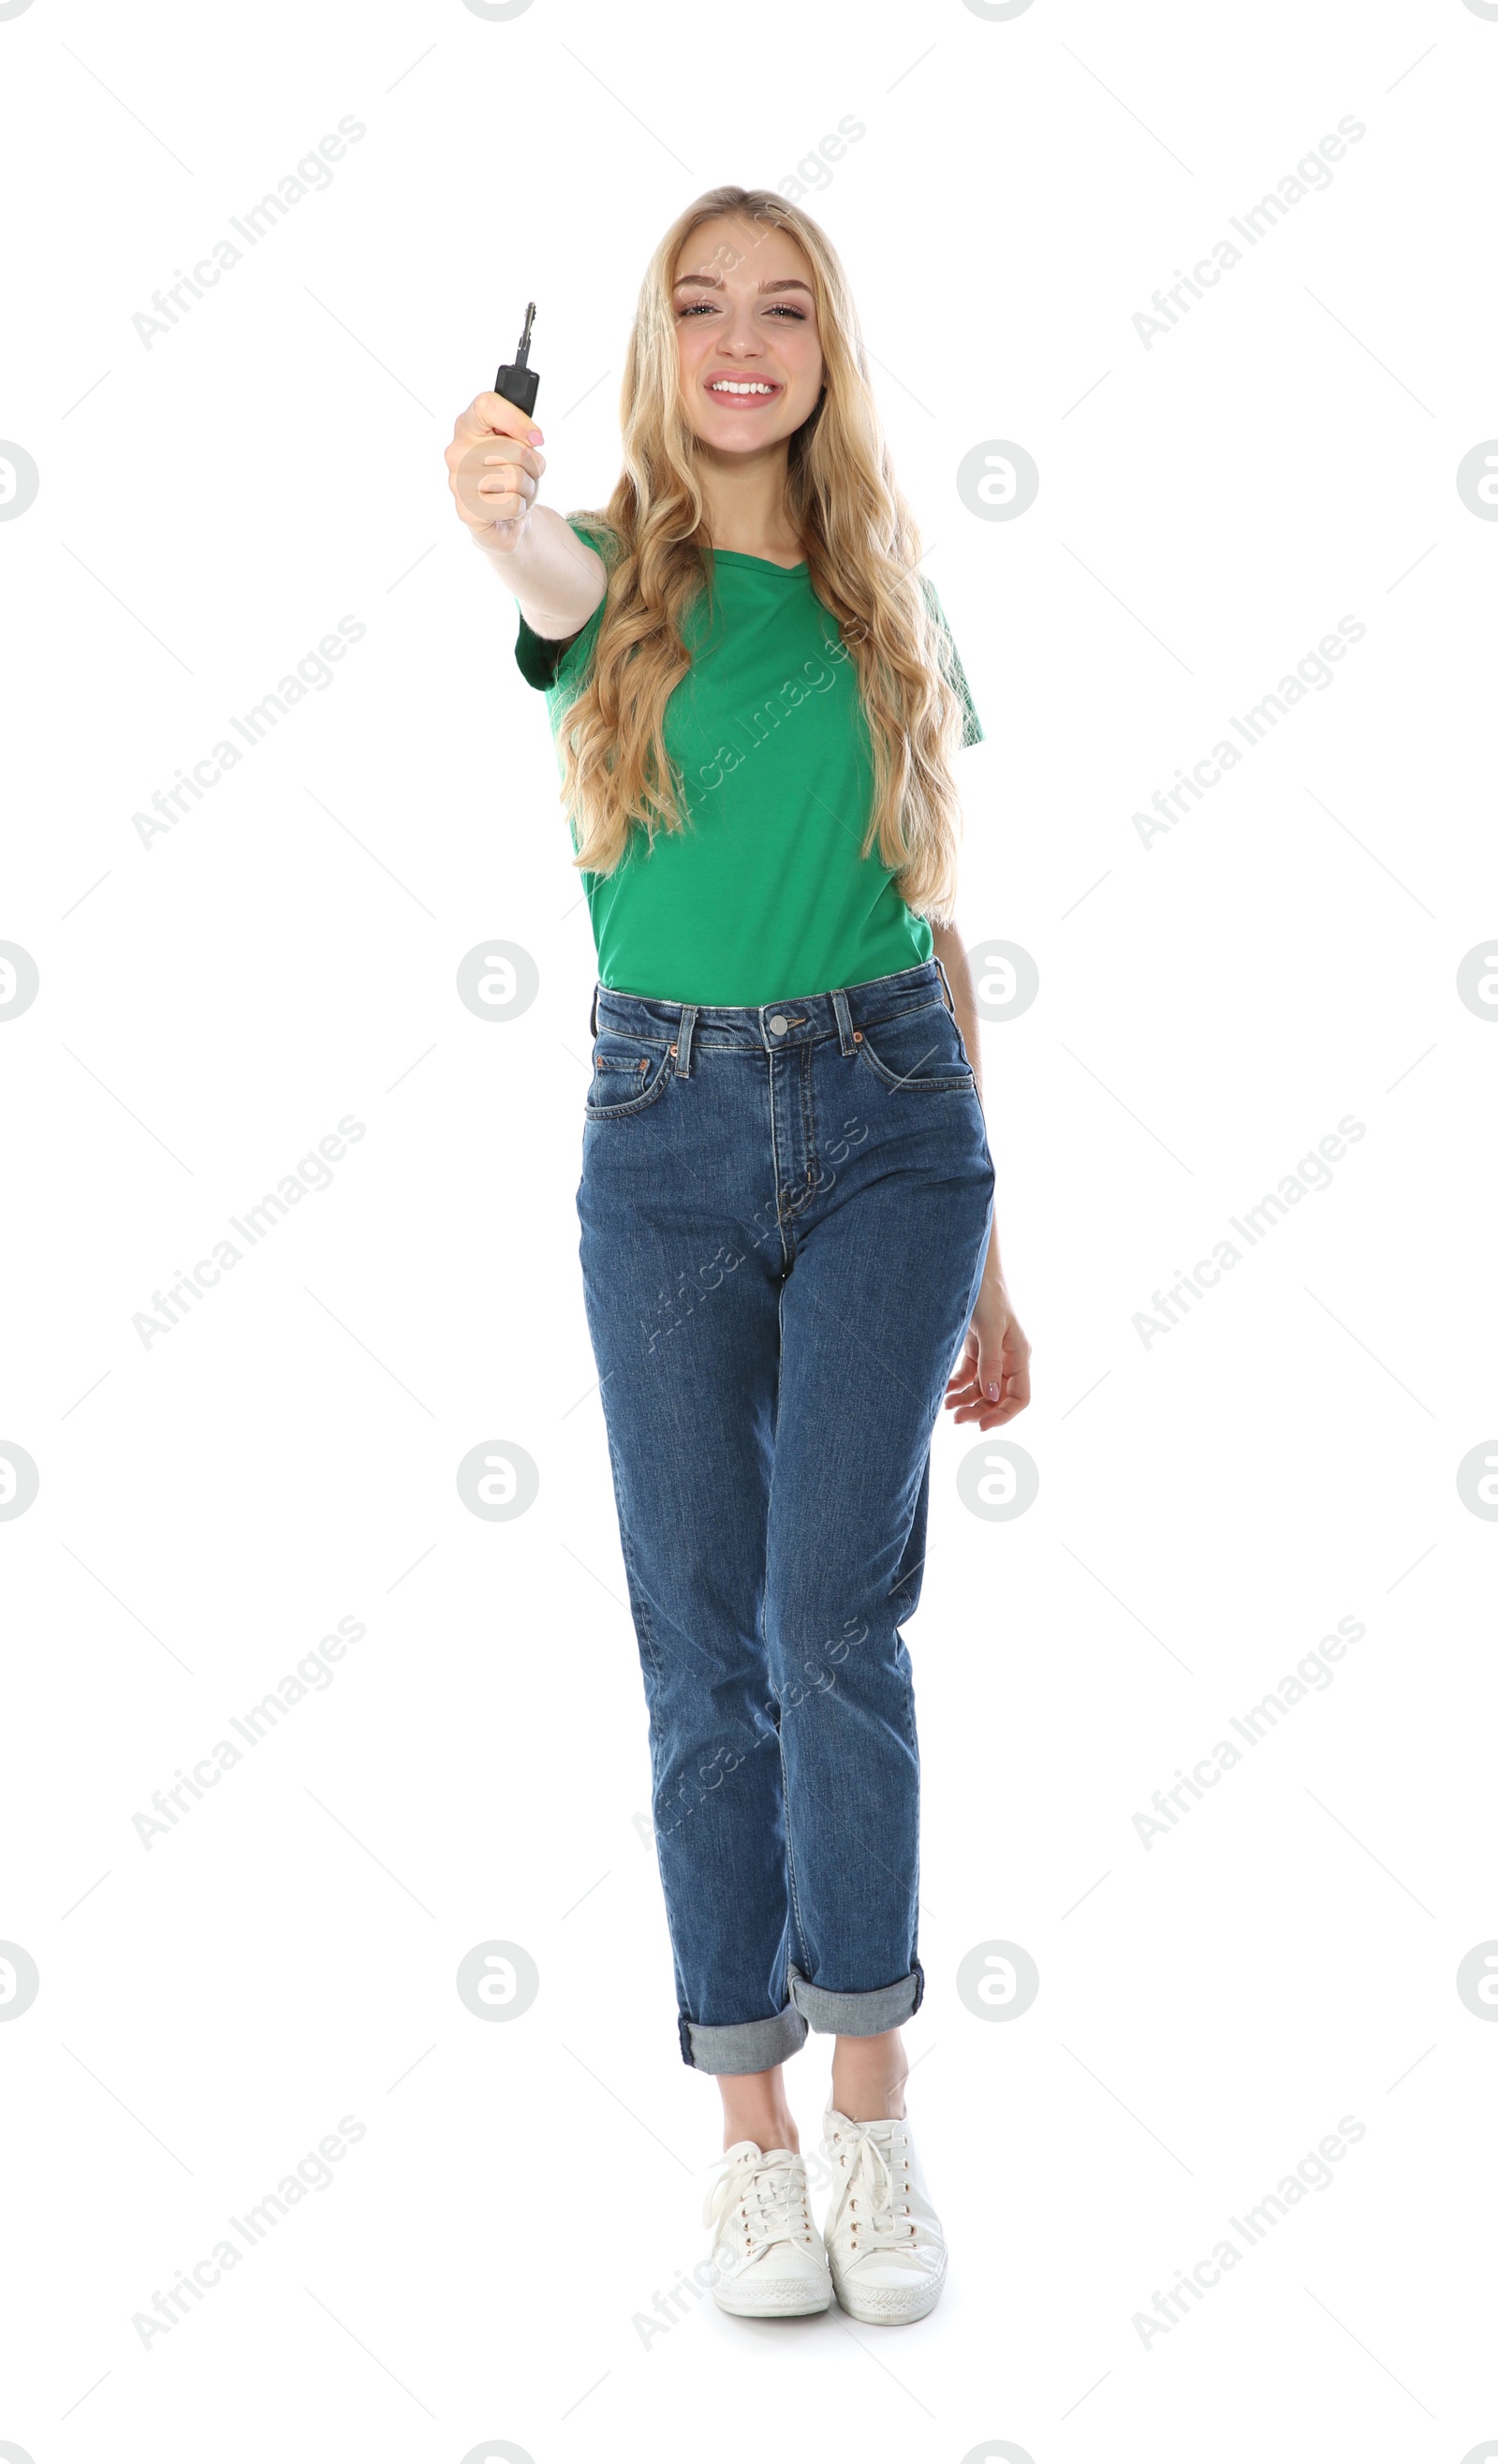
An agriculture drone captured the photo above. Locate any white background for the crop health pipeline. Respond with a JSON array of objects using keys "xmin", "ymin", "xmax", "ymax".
[{"xmin": 2, "ymin": 0, "xmax": 1496, "ymax": 2457}]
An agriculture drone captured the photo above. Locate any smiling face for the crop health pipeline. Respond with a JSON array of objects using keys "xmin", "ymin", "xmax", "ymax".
[{"xmin": 671, "ymin": 214, "xmax": 825, "ymax": 453}]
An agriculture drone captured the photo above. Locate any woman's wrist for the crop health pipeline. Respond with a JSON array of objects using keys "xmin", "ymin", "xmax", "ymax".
[{"xmin": 470, "ymin": 518, "xmax": 521, "ymax": 560}]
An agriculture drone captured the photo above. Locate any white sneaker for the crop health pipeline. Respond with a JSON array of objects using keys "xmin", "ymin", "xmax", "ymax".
[
  {"xmin": 703, "ymin": 2141, "xmax": 832, "ymax": 2317},
  {"xmin": 821, "ymin": 2105, "xmax": 948, "ymax": 2324}
]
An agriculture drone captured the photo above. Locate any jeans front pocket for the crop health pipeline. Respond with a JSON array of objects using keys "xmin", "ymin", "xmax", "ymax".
[
  {"xmin": 584, "ymin": 1030, "xmax": 674, "ymax": 1120},
  {"xmin": 854, "ymin": 996, "xmax": 977, "ymax": 1094}
]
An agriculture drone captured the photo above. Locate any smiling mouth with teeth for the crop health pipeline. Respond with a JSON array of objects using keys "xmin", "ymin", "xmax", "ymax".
[{"xmin": 706, "ymin": 378, "xmax": 781, "ymax": 398}]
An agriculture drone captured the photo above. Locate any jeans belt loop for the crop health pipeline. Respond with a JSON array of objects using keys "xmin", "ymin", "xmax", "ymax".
[
  {"xmin": 671, "ymin": 1003, "xmax": 698, "ymax": 1076},
  {"xmin": 589, "ymin": 981, "xmax": 599, "ymax": 1038},
  {"xmin": 933, "ymin": 952, "xmax": 956, "ymax": 1017},
  {"xmin": 830, "ymin": 986, "xmax": 856, "ymax": 1055}
]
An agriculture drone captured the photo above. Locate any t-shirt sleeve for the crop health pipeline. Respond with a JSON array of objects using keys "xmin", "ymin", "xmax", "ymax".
[
  {"xmin": 513, "ymin": 517, "xmax": 612, "ymax": 693},
  {"xmin": 919, "ymin": 578, "xmax": 985, "ymax": 748}
]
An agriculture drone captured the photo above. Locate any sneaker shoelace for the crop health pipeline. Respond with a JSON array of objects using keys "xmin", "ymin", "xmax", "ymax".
[
  {"xmin": 703, "ymin": 2147, "xmax": 816, "ymax": 2265},
  {"xmin": 824, "ymin": 2117, "xmax": 933, "ymax": 2262}
]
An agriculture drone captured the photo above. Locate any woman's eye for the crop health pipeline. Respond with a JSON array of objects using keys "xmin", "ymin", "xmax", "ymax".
[{"xmin": 674, "ymin": 301, "xmax": 808, "ymax": 319}]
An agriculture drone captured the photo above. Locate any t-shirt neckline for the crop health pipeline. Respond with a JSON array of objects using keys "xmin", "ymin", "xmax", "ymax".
[{"xmin": 706, "ymin": 547, "xmax": 808, "ymax": 575}]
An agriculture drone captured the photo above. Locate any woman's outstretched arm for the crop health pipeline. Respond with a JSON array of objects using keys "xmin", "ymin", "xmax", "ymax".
[{"xmin": 444, "ymin": 390, "xmax": 607, "ymax": 641}]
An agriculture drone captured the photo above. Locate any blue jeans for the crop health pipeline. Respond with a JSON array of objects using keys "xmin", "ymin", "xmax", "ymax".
[{"xmin": 576, "ymin": 957, "xmax": 996, "ymax": 2074}]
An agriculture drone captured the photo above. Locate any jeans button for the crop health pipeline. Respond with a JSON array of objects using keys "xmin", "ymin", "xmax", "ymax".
[{"xmin": 768, "ymin": 1013, "xmax": 788, "ymax": 1036}]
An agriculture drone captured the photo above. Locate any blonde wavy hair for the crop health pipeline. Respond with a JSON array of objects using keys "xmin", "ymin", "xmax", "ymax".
[{"xmin": 555, "ymin": 185, "xmax": 970, "ymax": 921}]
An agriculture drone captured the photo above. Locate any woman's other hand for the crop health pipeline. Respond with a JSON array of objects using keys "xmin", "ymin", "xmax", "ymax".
[{"xmin": 944, "ymin": 1279, "xmax": 1031, "ymax": 1428}]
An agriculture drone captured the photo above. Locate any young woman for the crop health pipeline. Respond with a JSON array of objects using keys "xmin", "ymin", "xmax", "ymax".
[{"xmin": 445, "ymin": 185, "xmax": 1031, "ymax": 2328}]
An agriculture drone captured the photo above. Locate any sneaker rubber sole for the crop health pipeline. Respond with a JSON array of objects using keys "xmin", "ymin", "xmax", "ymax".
[
  {"xmin": 830, "ymin": 2252, "xmax": 947, "ymax": 2324},
  {"xmin": 712, "ymin": 2274, "xmax": 832, "ymax": 2318}
]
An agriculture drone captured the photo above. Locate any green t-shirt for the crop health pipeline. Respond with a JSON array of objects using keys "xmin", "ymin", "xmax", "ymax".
[{"xmin": 514, "ymin": 520, "xmax": 983, "ymax": 1007}]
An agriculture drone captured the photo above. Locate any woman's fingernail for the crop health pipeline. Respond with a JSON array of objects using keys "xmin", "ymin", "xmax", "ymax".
[{"xmin": 986, "ymin": 1381, "xmax": 1000, "ymax": 1400}]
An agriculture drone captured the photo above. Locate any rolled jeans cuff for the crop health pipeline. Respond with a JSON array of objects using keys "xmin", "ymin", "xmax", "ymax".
[
  {"xmin": 680, "ymin": 2000, "xmax": 809, "ymax": 2075},
  {"xmin": 787, "ymin": 1958, "xmax": 923, "ymax": 2037}
]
